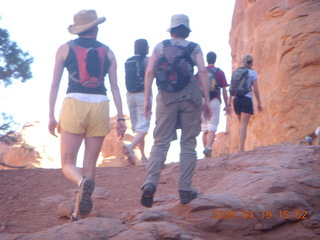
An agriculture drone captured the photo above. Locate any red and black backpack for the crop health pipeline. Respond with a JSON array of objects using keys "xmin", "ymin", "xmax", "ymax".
[{"xmin": 67, "ymin": 40, "xmax": 109, "ymax": 88}]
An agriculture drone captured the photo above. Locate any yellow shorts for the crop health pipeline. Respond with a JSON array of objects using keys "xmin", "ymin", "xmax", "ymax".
[{"xmin": 58, "ymin": 97, "xmax": 111, "ymax": 137}]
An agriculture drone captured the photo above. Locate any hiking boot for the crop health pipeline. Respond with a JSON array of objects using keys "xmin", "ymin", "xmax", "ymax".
[
  {"xmin": 123, "ymin": 145, "xmax": 136, "ymax": 165},
  {"xmin": 141, "ymin": 183, "xmax": 156, "ymax": 208},
  {"xmin": 71, "ymin": 178, "xmax": 95, "ymax": 220},
  {"xmin": 179, "ymin": 188, "xmax": 198, "ymax": 204},
  {"xmin": 141, "ymin": 156, "xmax": 148, "ymax": 166},
  {"xmin": 203, "ymin": 147, "xmax": 212, "ymax": 158}
]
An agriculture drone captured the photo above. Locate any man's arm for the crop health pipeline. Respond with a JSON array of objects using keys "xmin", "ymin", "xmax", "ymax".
[
  {"xmin": 222, "ymin": 87, "xmax": 231, "ymax": 115},
  {"xmin": 144, "ymin": 51, "xmax": 157, "ymax": 119},
  {"xmin": 195, "ymin": 52, "xmax": 211, "ymax": 120},
  {"xmin": 218, "ymin": 70, "xmax": 231, "ymax": 115}
]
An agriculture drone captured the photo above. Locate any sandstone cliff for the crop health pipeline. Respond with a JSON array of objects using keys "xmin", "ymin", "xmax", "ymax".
[{"xmin": 213, "ymin": 0, "xmax": 320, "ymax": 156}]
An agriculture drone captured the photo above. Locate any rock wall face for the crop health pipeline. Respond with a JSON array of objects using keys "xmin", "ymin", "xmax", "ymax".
[{"xmin": 218, "ymin": 0, "xmax": 320, "ymax": 154}]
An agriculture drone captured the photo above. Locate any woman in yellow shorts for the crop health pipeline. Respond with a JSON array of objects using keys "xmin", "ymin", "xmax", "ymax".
[{"xmin": 48, "ymin": 10, "xmax": 126, "ymax": 221}]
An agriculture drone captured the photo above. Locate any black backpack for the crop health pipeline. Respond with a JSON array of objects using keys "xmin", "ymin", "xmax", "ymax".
[
  {"xmin": 156, "ymin": 40, "xmax": 197, "ymax": 92},
  {"xmin": 125, "ymin": 55, "xmax": 146, "ymax": 92},
  {"xmin": 229, "ymin": 67, "xmax": 251, "ymax": 97},
  {"xmin": 208, "ymin": 67, "xmax": 221, "ymax": 100},
  {"xmin": 68, "ymin": 40, "xmax": 109, "ymax": 88}
]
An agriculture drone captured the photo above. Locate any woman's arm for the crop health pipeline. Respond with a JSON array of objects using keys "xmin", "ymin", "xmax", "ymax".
[
  {"xmin": 48, "ymin": 43, "xmax": 68, "ymax": 137},
  {"xmin": 107, "ymin": 49, "xmax": 126, "ymax": 139}
]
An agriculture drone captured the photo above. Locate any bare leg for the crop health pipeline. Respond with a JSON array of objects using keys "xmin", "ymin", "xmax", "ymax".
[
  {"xmin": 82, "ymin": 136, "xmax": 105, "ymax": 180},
  {"xmin": 202, "ymin": 132, "xmax": 208, "ymax": 148},
  {"xmin": 138, "ymin": 136, "xmax": 147, "ymax": 158},
  {"xmin": 60, "ymin": 129, "xmax": 84, "ymax": 185},
  {"xmin": 239, "ymin": 113, "xmax": 251, "ymax": 152},
  {"xmin": 206, "ymin": 130, "xmax": 216, "ymax": 148},
  {"xmin": 130, "ymin": 132, "xmax": 147, "ymax": 150}
]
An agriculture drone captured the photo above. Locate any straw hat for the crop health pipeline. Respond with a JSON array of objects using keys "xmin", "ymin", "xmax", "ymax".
[
  {"xmin": 167, "ymin": 14, "xmax": 191, "ymax": 32},
  {"xmin": 68, "ymin": 10, "xmax": 106, "ymax": 34}
]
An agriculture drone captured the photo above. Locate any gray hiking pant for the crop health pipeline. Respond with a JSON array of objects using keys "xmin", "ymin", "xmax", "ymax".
[{"xmin": 143, "ymin": 95, "xmax": 202, "ymax": 191}]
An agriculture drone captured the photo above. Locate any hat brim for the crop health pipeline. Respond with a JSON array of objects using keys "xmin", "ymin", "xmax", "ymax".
[
  {"xmin": 68, "ymin": 17, "xmax": 106, "ymax": 35},
  {"xmin": 167, "ymin": 23, "xmax": 191, "ymax": 32}
]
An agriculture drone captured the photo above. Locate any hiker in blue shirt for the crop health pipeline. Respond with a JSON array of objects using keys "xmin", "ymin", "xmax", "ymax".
[{"xmin": 140, "ymin": 14, "xmax": 211, "ymax": 207}]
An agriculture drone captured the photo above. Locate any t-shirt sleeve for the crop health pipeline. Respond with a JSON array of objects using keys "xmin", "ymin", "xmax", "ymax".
[
  {"xmin": 216, "ymin": 70, "xmax": 229, "ymax": 87},
  {"xmin": 249, "ymin": 69, "xmax": 258, "ymax": 81}
]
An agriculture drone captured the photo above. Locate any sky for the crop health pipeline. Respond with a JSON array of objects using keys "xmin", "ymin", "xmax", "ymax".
[{"xmin": 0, "ymin": 0, "xmax": 235, "ymax": 161}]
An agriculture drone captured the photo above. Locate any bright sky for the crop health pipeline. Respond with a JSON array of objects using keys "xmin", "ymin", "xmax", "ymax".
[{"xmin": 0, "ymin": 0, "xmax": 235, "ymax": 161}]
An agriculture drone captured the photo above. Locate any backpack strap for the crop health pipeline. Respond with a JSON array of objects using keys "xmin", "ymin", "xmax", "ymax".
[
  {"xmin": 67, "ymin": 40, "xmax": 109, "ymax": 51},
  {"xmin": 67, "ymin": 40, "xmax": 76, "ymax": 48},
  {"xmin": 185, "ymin": 42, "xmax": 197, "ymax": 66},
  {"xmin": 162, "ymin": 39, "xmax": 171, "ymax": 47},
  {"xmin": 162, "ymin": 40, "xmax": 197, "ymax": 53},
  {"xmin": 185, "ymin": 42, "xmax": 197, "ymax": 55}
]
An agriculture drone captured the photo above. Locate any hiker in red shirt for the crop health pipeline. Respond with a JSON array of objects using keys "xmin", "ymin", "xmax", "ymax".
[{"xmin": 201, "ymin": 52, "xmax": 230, "ymax": 158}]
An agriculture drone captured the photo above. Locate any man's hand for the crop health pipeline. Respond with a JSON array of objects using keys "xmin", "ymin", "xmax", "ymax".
[
  {"xmin": 144, "ymin": 97, "xmax": 152, "ymax": 120},
  {"xmin": 116, "ymin": 121, "xmax": 126, "ymax": 140},
  {"xmin": 224, "ymin": 105, "xmax": 232, "ymax": 116},
  {"xmin": 203, "ymin": 101, "xmax": 212, "ymax": 120}
]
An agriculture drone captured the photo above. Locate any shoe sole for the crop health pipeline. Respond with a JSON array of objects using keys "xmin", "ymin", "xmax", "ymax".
[
  {"xmin": 141, "ymin": 185, "xmax": 155, "ymax": 208},
  {"xmin": 78, "ymin": 179, "xmax": 95, "ymax": 216}
]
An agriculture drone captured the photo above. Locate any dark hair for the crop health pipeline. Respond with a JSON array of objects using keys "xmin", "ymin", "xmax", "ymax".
[
  {"xmin": 206, "ymin": 52, "xmax": 217, "ymax": 64},
  {"xmin": 78, "ymin": 26, "xmax": 97, "ymax": 36},
  {"xmin": 170, "ymin": 25, "xmax": 190, "ymax": 38},
  {"xmin": 242, "ymin": 54, "xmax": 253, "ymax": 67},
  {"xmin": 134, "ymin": 39, "xmax": 149, "ymax": 57}
]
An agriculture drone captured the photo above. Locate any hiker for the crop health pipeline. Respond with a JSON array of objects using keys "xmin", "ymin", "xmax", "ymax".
[
  {"xmin": 301, "ymin": 126, "xmax": 320, "ymax": 145},
  {"xmin": 201, "ymin": 51, "xmax": 230, "ymax": 158},
  {"xmin": 48, "ymin": 9, "xmax": 126, "ymax": 221},
  {"xmin": 140, "ymin": 14, "xmax": 211, "ymax": 207},
  {"xmin": 123, "ymin": 39, "xmax": 151, "ymax": 166},
  {"xmin": 229, "ymin": 54, "xmax": 262, "ymax": 152}
]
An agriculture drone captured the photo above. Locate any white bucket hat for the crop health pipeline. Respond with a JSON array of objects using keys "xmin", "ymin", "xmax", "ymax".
[
  {"xmin": 167, "ymin": 14, "xmax": 191, "ymax": 32},
  {"xmin": 68, "ymin": 10, "xmax": 106, "ymax": 35}
]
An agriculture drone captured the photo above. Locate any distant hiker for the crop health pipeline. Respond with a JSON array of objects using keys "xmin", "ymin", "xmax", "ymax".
[
  {"xmin": 229, "ymin": 54, "xmax": 262, "ymax": 152},
  {"xmin": 300, "ymin": 126, "xmax": 320, "ymax": 145},
  {"xmin": 200, "ymin": 51, "xmax": 230, "ymax": 158},
  {"xmin": 140, "ymin": 14, "xmax": 211, "ymax": 207},
  {"xmin": 123, "ymin": 39, "xmax": 151, "ymax": 166},
  {"xmin": 48, "ymin": 9, "xmax": 126, "ymax": 221}
]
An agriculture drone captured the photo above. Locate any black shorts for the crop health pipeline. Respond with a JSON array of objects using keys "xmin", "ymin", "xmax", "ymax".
[{"xmin": 233, "ymin": 96, "xmax": 254, "ymax": 115}]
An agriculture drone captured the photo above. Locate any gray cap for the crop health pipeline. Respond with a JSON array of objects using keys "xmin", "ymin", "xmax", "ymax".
[{"xmin": 167, "ymin": 14, "xmax": 191, "ymax": 32}]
